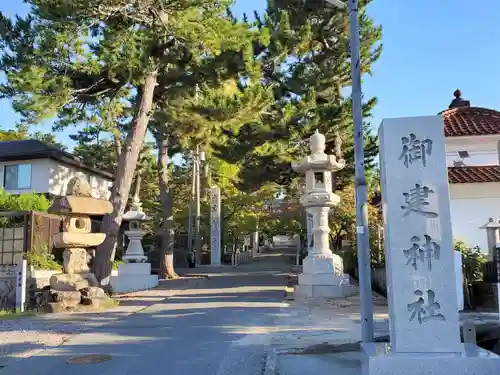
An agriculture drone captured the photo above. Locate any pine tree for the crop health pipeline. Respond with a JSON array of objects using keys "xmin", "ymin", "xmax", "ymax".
[
  {"xmin": 0, "ymin": 129, "xmax": 65, "ymax": 149},
  {"xmin": 213, "ymin": 0, "xmax": 382, "ymax": 192},
  {"xmin": 150, "ymin": 75, "xmax": 275, "ymax": 277},
  {"xmin": 0, "ymin": 0, "xmax": 262, "ymax": 284}
]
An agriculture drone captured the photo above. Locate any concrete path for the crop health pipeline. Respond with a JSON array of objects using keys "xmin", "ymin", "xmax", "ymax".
[
  {"xmin": 0, "ymin": 252, "xmax": 292, "ymax": 375},
  {"xmin": 0, "ymin": 277, "xmax": 206, "ymax": 364}
]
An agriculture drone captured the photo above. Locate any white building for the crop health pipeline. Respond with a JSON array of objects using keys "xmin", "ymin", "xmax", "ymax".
[
  {"xmin": 0, "ymin": 140, "xmax": 113, "ymax": 199},
  {"xmin": 442, "ymin": 90, "xmax": 500, "ymax": 256}
]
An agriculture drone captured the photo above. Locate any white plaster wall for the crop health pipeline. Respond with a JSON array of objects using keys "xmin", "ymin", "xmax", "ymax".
[
  {"xmin": 48, "ymin": 160, "xmax": 112, "ymax": 199},
  {"xmin": 445, "ymin": 134, "xmax": 500, "ymax": 167},
  {"xmin": 449, "ymin": 182, "xmax": 500, "ymax": 256},
  {"xmin": 446, "ymin": 151, "xmax": 498, "ymax": 167},
  {"xmin": 0, "ymin": 159, "xmax": 51, "ymax": 194},
  {"xmin": 0, "ymin": 158, "xmax": 112, "ymax": 198}
]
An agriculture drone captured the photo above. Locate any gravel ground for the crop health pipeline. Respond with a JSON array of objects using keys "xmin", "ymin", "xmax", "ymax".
[
  {"xmin": 0, "ymin": 277, "xmax": 206, "ymax": 364},
  {"xmin": 0, "ymin": 319, "xmax": 87, "ymax": 360}
]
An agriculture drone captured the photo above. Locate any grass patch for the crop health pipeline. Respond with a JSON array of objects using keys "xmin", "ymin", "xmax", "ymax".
[
  {"xmin": 104, "ymin": 298, "xmax": 120, "ymax": 308},
  {"xmin": 0, "ymin": 309, "xmax": 36, "ymax": 320}
]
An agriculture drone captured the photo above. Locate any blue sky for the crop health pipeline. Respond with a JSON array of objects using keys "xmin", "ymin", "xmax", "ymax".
[{"xmin": 1, "ymin": 0, "xmax": 499, "ymax": 149}]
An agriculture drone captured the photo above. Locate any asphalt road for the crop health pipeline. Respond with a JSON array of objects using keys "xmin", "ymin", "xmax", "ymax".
[{"xmin": 1, "ymin": 256, "xmax": 290, "ymax": 375}]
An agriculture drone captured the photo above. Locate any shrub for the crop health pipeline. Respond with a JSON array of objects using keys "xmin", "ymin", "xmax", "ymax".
[
  {"xmin": 26, "ymin": 247, "xmax": 62, "ymax": 271},
  {"xmin": 0, "ymin": 189, "xmax": 51, "ymax": 212},
  {"xmin": 454, "ymin": 240, "xmax": 486, "ymax": 282}
]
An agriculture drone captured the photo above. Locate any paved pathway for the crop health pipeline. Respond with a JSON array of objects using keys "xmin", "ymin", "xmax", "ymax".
[{"xmin": 0, "ymin": 252, "xmax": 292, "ymax": 375}]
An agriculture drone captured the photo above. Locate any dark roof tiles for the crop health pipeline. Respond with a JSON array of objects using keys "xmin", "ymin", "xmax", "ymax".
[{"xmin": 0, "ymin": 140, "xmax": 113, "ymax": 179}]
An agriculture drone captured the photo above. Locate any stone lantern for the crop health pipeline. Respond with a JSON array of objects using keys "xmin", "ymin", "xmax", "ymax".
[
  {"xmin": 291, "ymin": 130, "xmax": 357, "ymax": 298},
  {"xmin": 122, "ymin": 195, "xmax": 149, "ymax": 263},
  {"xmin": 481, "ymin": 217, "xmax": 500, "ymax": 262},
  {"xmin": 110, "ymin": 194, "xmax": 158, "ymax": 293}
]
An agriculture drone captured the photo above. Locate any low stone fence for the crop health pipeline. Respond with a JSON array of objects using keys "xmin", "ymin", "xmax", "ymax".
[
  {"xmin": 470, "ymin": 282, "xmax": 499, "ymax": 310},
  {"xmin": 0, "ymin": 265, "xmax": 58, "ymax": 311},
  {"xmin": 483, "ymin": 261, "xmax": 497, "ymax": 282},
  {"xmin": 232, "ymin": 250, "xmax": 252, "ymax": 266},
  {"xmin": 0, "ymin": 265, "xmax": 17, "ymax": 310},
  {"xmin": 354, "ymin": 266, "xmax": 387, "ymax": 297},
  {"xmin": 371, "ymin": 266, "xmax": 388, "ymax": 297},
  {"xmin": 355, "ymin": 264, "xmax": 499, "ymax": 311}
]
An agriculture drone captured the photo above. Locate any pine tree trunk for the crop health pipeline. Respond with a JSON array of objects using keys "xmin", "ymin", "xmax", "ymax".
[
  {"xmin": 93, "ymin": 70, "xmax": 158, "ymax": 286},
  {"xmin": 157, "ymin": 135, "xmax": 178, "ymax": 279}
]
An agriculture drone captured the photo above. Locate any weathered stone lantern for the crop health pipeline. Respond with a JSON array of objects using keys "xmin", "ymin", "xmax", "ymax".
[
  {"xmin": 43, "ymin": 176, "xmax": 115, "ymax": 312},
  {"xmin": 292, "ymin": 130, "xmax": 357, "ymax": 298}
]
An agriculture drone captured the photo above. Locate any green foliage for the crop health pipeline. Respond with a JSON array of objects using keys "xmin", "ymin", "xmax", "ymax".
[
  {"xmin": 0, "ymin": 309, "xmax": 36, "ymax": 319},
  {"xmin": 0, "ymin": 189, "xmax": 51, "ymax": 212},
  {"xmin": 454, "ymin": 240, "xmax": 486, "ymax": 282},
  {"xmin": 112, "ymin": 259, "xmax": 124, "ymax": 270},
  {"xmin": 26, "ymin": 247, "xmax": 62, "ymax": 271},
  {"xmin": 0, "ymin": 0, "xmax": 385, "ymax": 263},
  {"xmin": 0, "ymin": 129, "xmax": 65, "ymax": 150},
  {"xmin": 0, "ymin": 0, "xmax": 259, "ymax": 133},
  {"xmin": 213, "ymin": 0, "xmax": 382, "ymax": 192}
]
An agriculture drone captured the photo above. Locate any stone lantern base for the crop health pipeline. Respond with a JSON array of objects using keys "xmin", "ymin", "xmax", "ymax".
[
  {"xmin": 294, "ymin": 254, "xmax": 358, "ymax": 298},
  {"xmin": 110, "ymin": 263, "xmax": 158, "ymax": 294}
]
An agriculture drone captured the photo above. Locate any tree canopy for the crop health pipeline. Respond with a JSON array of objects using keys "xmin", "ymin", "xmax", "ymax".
[
  {"xmin": 0, "ymin": 0, "xmax": 384, "ymax": 280},
  {"xmin": 213, "ymin": 0, "xmax": 382, "ymax": 192}
]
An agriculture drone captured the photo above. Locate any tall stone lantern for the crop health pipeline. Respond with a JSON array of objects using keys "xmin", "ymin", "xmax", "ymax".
[
  {"xmin": 110, "ymin": 194, "xmax": 158, "ymax": 293},
  {"xmin": 292, "ymin": 130, "xmax": 357, "ymax": 298},
  {"xmin": 122, "ymin": 195, "xmax": 149, "ymax": 263}
]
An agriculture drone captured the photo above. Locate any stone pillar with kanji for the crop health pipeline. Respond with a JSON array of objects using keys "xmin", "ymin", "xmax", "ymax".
[
  {"xmin": 362, "ymin": 116, "xmax": 499, "ymax": 375},
  {"xmin": 292, "ymin": 130, "xmax": 357, "ymax": 298}
]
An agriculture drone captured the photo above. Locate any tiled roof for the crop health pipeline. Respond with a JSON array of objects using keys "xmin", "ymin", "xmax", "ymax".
[
  {"xmin": 448, "ymin": 166, "xmax": 500, "ymax": 184},
  {"xmin": 0, "ymin": 140, "xmax": 113, "ymax": 179},
  {"xmin": 0, "ymin": 139, "xmax": 57, "ymax": 158},
  {"xmin": 442, "ymin": 107, "xmax": 500, "ymax": 137}
]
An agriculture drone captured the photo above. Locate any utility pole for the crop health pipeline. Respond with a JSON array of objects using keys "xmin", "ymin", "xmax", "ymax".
[
  {"xmin": 187, "ymin": 167, "xmax": 195, "ymax": 254},
  {"xmin": 195, "ymin": 144, "xmax": 202, "ymax": 266},
  {"xmin": 324, "ymin": 0, "xmax": 374, "ymax": 342}
]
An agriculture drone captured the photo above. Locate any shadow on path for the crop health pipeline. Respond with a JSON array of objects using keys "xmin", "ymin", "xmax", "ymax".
[{"xmin": 0, "ymin": 253, "xmax": 295, "ymax": 375}]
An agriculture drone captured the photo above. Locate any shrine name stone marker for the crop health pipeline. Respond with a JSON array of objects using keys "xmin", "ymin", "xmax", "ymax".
[
  {"xmin": 362, "ymin": 116, "xmax": 499, "ymax": 375},
  {"xmin": 210, "ymin": 186, "xmax": 221, "ymax": 266}
]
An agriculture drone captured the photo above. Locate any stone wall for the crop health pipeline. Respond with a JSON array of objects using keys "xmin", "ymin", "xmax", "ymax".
[
  {"xmin": 0, "ymin": 266, "xmax": 59, "ymax": 310},
  {"xmin": 471, "ymin": 282, "xmax": 499, "ymax": 311},
  {"xmin": 353, "ymin": 266, "xmax": 388, "ymax": 298},
  {"xmin": 0, "ymin": 265, "xmax": 17, "ymax": 310}
]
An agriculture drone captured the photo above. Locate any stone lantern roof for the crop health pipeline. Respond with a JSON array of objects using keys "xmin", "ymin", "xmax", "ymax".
[{"xmin": 122, "ymin": 196, "xmax": 151, "ymax": 221}]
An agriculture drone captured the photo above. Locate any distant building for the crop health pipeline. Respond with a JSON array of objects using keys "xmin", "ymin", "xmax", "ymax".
[
  {"xmin": 443, "ymin": 90, "xmax": 500, "ymax": 256},
  {"xmin": 0, "ymin": 140, "xmax": 113, "ymax": 199}
]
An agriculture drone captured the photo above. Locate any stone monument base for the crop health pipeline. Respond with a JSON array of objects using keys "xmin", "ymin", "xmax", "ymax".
[
  {"xmin": 294, "ymin": 284, "xmax": 358, "ymax": 298},
  {"xmin": 362, "ymin": 343, "xmax": 500, "ymax": 375},
  {"xmin": 294, "ymin": 253, "xmax": 357, "ymax": 298},
  {"xmin": 110, "ymin": 263, "xmax": 158, "ymax": 294}
]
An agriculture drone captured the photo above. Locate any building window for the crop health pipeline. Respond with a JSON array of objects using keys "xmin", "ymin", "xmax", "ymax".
[{"xmin": 4, "ymin": 164, "xmax": 32, "ymax": 189}]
